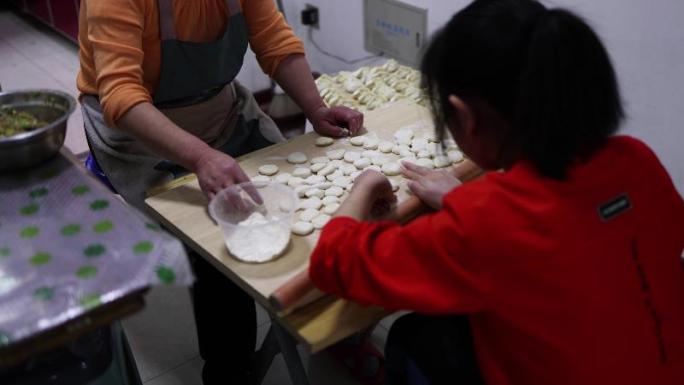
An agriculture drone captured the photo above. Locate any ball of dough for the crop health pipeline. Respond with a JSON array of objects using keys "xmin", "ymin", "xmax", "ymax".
[
  {"xmin": 292, "ymin": 221, "xmax": 314, "ymax": 236},
  {"xmin": 311, "ymin": 156, "xmax": 330, "ymax": 164},
  {"xmin": 326, "ymin": 149, "xmax": 346, "ymax": 160},
  {"xmin": 350, "ymin": 136, "xmax": 366, "ymax": 146},
  {"xmin": 315, "ymin": 137, "xmax": 334, "ymax": 146},
  {"xmin": 382, "ymin": 162, "xmax": 401, "ymax": 176},
  {"xmin": 322, "ymin": 203, "xmax": 340, "ymax": 215},
  {"xmin": 299, "ymin": 208, "xmax": 320, "ymax": 222},
  {"xmin": 390, "ymin": 179, "xmax": 400, "ymax": 192},
  {"xmin": 258, "ymin": 164, "xmax": 279, "ymax": 176},
  {"xmin": 344, "ymin": 151, "xmax": 361, "ymax": 163},
  {"xmin": 293, "ymin": 167, "xmax": 312, "ymax": 178},
  {"xmin": 311, "ymin": 214, "xmax": 332, "ymax": 229},
  {"xmin": 287, "ymin": 152, "xmax": 308, "ymax": 164},
  {"xmin": 325, "ymin": 186, "xmax": 345, "ymax": 197},
  {"xmin": 251, "ymin": 175, "xmax": 271, "ymax": 183},
  {"xmin": 354, "ymin": 157, "xmax": 371, "ymax": 169},
  {"xmin": 274, "ymin": 173, "xmax": 292, "ymax": 184}
]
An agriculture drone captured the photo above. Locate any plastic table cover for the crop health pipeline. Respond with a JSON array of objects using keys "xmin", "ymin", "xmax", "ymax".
[{"xmin": 0, "ymin": 154, "xmax": 193, "ymax": 347}]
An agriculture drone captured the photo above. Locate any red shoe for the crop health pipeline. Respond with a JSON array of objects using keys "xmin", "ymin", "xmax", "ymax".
[{"xmin": 327, "ymin": 338, "xmax": 385, "ymax": 385}]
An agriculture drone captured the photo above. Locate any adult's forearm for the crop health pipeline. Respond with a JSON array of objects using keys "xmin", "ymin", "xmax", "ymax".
[
  {"xmin": 273, "ymin": 54, "xmax": 325, "ymax": 119},
  {"xmin": 116, "ymin": 102, "xmax": 211, "ymax": 171}
]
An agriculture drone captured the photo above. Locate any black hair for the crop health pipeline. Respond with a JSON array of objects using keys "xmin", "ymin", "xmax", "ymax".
[{"xmin": 421, "ymin": 0, "xmax": 624, "ymax": 179}]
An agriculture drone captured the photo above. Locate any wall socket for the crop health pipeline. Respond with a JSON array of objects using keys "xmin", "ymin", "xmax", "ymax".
[{"xmin": 301, "ymin": 4, "xmax": 320, "ymax": 29}]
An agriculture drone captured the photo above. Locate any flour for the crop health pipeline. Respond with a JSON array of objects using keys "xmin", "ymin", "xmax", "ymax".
[{"xmin": 225, "ymin": 212, "xmax": 290, "ymax": 263}]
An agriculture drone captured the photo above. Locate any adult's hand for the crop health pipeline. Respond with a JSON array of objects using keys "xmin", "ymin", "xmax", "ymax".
[
  {"xmin": 193, "ymin": 148, "xmax": 260, "ymax": 202},
  {"xmin": 310, "ymin": 105, "xmax": 364, "ymax": 137}
]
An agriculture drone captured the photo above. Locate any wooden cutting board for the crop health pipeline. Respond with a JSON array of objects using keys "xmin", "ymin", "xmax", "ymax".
[{"xmin": 145, "ymin": 100, "xmax": 448, "ymax": 351}]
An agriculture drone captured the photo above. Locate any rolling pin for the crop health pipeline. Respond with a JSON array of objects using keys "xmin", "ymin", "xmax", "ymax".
[{"xmin": 268, "ymin": 159, "xmax": 484, "ymax": 312}]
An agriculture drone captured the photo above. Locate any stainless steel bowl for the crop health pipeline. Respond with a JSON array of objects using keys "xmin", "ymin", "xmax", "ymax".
[{"xmin": 0, "ymin": 89, "xmax": 76, "ymax": 171}]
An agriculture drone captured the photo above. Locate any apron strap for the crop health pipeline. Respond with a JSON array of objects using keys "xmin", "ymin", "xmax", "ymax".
[
  {"xmin": 158, "ymin": 0, "xmax": 176, "ymax": 40},
  {"xmin": 225, "ymin": 0, "xmax": 242, "ymax": 15}
]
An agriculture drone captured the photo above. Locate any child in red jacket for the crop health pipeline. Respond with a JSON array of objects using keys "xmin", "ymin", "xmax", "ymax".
[{"xmin": 309, "ymin": 1, "xmax": 684, "ymax": 384}]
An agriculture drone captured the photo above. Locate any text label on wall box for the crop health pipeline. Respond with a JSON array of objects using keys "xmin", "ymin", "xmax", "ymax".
[{"xmin": 363, "ymin": 0, "xmax": 427, "ymax": 66}]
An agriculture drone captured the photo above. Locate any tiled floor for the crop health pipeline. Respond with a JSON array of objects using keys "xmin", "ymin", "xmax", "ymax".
[{"xmin": 1, "ymin": 7, "xmax": 400, "ymax": 385}]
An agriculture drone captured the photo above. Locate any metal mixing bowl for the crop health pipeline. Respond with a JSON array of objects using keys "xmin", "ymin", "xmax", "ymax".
[{"xmin": 0, "ymin": 89, "xmax": 76, "ymax": 171}]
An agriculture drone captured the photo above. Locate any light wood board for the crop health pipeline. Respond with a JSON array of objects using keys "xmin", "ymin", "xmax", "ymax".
[{"xmin": 145, "ymin": 100, "xmax": 435, "ymax": 352}]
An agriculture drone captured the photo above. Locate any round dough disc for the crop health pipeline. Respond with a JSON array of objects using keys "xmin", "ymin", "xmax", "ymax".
[
  {"xmin": 322, "ymin": 203, "xmax": 340, "ymax": 215},
  {"xmin": 299, "ymin": 208, "xmax": 320, "ymax": 222},
  {"xmin": 353, "ymin": 157, "xmax": 371, "ymax": 169},
  {"xmin": 293, "ymin": 167, "xmax": 312, "ymax": 178},
  {"xmin": 305, "ymin": 188, "xmax": 325, "ymax": 199},
  {"xmin": 299, "ymin": 197, "xmax": 322, "ymax": 210},
  {"xmin": 287, "ymin": 152, "xmax": 308, "ymax": 164},
  {"xmin": 292, "ymin": 221, "xmax": 314, "ymax": 236},
  {"xmin": 333, "ymin": 176, "xmax": 352, "ymax": 188},
  {"xmin": 350, "ymin": 136, "xmax": 366, "ymax": 146},
  {"xmin": 344, "ymin": 151, "xmax": 361, "ymax": 163},
  {"xmin": 326, "ymin": 149, "xmax": 346, "ymax": 160},
  {"xmin": 312, "ymin": 214, "xmax": 332, "ymax": 229},
  {"xmin": 258, "ymin": 164, "xmax": 279, "ymax": 176},
  {"xmin": 252, "ymin": 175, "xmax": 271, "ymax": 183},
  {"xmin": 311, "ymin": 163, "xmax": 327, "ymax": 173},
  {"xmin": 287, "ymin": 176, "xmax": 305, "ymax": 187},
  {"xmin": 322, "ymin": 196, "xmax": 340, "ymax": 205},
  {"xmin": 382, "ymin": 162, "xmax": 401, "ymax": 176},
  {"xmin": 325, "ymin": 186, "xmax": 345, "ymax": 197},
  {"xmin": 315, "ymin": 137, "xmax": 334, "ymax": 146},
  {"xmin": 274, "ymin": 173, "xmax": 291, "ymax": 184}
]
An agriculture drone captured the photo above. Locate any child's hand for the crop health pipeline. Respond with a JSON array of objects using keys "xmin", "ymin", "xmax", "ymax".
[
  {"xmin": 401, "ymin": 162, "xmax": 462, "ymax": 209},
  {"xmin": 337, "ymin": 170, "xmax": 397, "ymax": 220}
]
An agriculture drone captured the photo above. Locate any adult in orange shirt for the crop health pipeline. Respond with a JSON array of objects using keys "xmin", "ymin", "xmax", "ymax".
[{"xmin": 77, "ymin": 0, "xmax": 362, "ymax": 383}]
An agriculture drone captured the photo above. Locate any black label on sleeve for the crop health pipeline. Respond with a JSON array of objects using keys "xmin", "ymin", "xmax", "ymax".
[{"xmin": 598, "ymin": 194, "xmax": 632, "ymax": 222}]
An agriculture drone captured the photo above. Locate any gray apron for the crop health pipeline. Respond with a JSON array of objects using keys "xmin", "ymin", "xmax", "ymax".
[{"xmin": 82, "ymin": 0, "xmax": 285, "ymax": 210}]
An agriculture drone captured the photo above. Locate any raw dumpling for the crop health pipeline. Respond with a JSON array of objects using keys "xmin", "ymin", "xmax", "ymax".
[{"xmin": 287, "ymin": 152, "xmax": 308, "ymax": 164}]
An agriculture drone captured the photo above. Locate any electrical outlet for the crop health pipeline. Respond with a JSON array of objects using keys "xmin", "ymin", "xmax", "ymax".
[{"xmin": 301, "ymin": 4, "xmax": 320, "ymax": 29}]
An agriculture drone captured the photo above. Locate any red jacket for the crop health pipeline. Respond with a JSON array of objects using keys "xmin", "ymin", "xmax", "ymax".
[{"xmin": 310, "ymin": 136, "xmax": 684, "ymax": 385}]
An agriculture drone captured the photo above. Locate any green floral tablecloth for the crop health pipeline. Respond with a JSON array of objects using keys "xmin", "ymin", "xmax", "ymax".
[{"xmin": 0, "ymin": 155, "xmax": 192, "ymax": 347}]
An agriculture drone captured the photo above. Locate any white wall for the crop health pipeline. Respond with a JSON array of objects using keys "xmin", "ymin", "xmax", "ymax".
[{"xmin": 238, "ymin": 0, "xmax": 684, "ymax": 194}]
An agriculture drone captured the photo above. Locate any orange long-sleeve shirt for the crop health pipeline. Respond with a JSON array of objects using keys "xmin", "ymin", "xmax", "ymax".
[{"xmin": 77, "ymin": 0, "xmax": 305, "ymax": 126}]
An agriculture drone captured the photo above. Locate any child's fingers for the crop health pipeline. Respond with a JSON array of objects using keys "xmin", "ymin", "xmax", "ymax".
[{"xmin": 401, "ymin": 161, "xmax": 431, "ymax": 178}]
